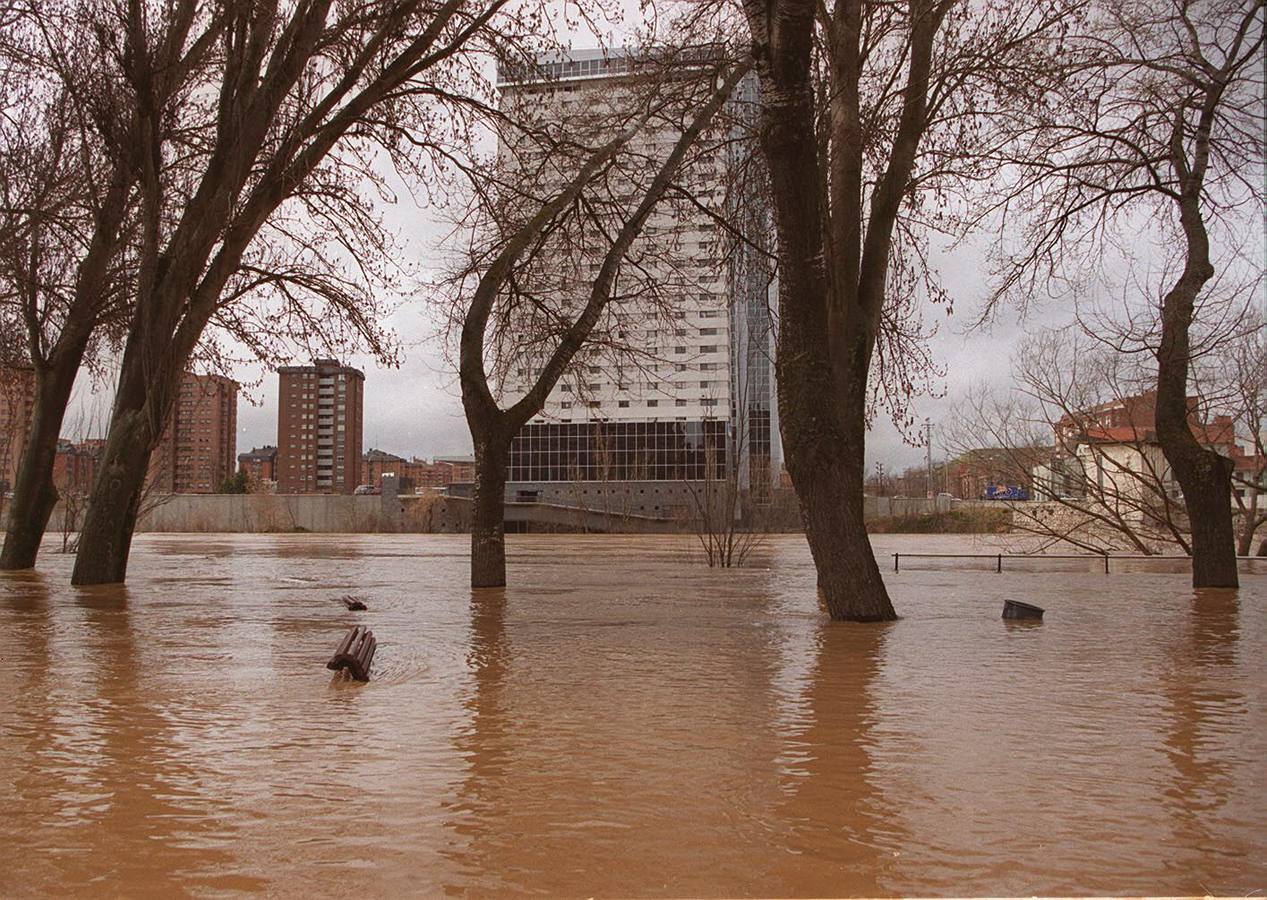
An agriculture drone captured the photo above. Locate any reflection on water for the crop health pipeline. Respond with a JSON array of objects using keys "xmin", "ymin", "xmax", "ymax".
[{"xmin": 1, "ymin": 534, "xmax": 1264, "ymax": 896}]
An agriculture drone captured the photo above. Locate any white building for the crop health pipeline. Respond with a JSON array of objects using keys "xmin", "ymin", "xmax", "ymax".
[{"xmin": 496, "ymin": 49, "xmax": 779, "ymax": 514}]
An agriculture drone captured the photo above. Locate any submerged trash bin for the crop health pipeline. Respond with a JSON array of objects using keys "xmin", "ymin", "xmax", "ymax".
[{"xmin": 1002, "ymin": 599, "xmax": 1044, "ymax": 620}]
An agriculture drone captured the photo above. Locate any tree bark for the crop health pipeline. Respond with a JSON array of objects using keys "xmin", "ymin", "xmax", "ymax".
[
  {"xmin": 0, "ymin": 361, "xmax": 82, "ymax": 569},
  {"xmin": 1156, "ymin": 354, "xmax": 1237, "ymax": 587},
  {"xmin": 780, "ymin": 319, "xmax": 893, "ymax": 619},
  {"xmin": 69, "ymin": 341, "xmax": 172, "ymax": 586},
  {"xmin": 470, "ymin": 433, "xmax": 510, "ymax": 588},
  {"xmin": 1235, "ymin": 489, "xmax": 1258, "ymax": 557},
  {"xmin": 69, "ymin": 408, "xmax": 154, "ymax": 585},
  {"xmin": 747, "ymin": 0, "xmax": 897, "ymax": 621},
  {"xmin": 1154, "ymin": 180, "xmax": 1238, "ymax": 588}
]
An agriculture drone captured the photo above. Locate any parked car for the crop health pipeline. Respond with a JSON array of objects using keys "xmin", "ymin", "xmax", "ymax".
[{"xmin": 353, "ymin": 484, "xmax": 381, "ymax": 495}]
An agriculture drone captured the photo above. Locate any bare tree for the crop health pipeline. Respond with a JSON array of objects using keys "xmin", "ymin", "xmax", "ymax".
[
  {"xmin": 70, "ymin": 0, "xmax": 536, "ymax": 585},
  {"xmin": 950, "ymin": 333, "xmax": 1191, "ymax": 554},
  {"xmin": 0, "ymin": 3, "xmax": 143, "ymax": 569},
  {"xmin": 453, "ymin": 46, "xmax": 751, "ymax": 587},
  {"xmin": 984, "ymin": 0, "xmax": 1264, "ymax": 587},
  {"xmin": 683, "ymin": 379, "xmax": 768, "ymax": 568},
  {"xmin": 736, "ymin": 0, "xmax": 1072, "ymax": 619},
  {"xmin": 1207, "ymin": 327, "xmax": 1267, "ymax": 555},
  {"xmin": 951, "ymin": 323, "xmax": 1257, "ymax": 557}
]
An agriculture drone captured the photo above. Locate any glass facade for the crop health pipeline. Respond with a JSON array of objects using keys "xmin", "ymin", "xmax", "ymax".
[
  {"xmin": 509, "ymin": 421, "xmax": 726, "ymax": 482},
  {"xmin": 728, "ymin": 72, "xmax": 777, "ymax": 498}
]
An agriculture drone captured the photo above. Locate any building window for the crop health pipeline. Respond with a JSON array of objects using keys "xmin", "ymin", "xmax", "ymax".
[{"xmin": 507, "ymin": 420, "xmax": 726, "ymax": 483}]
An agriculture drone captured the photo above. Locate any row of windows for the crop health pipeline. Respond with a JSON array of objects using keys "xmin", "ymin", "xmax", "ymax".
[
  {"xmin": 560, "ymin": 378, "xmax": 726, "ymax": 392},
  {"xmin": 517, "ymin": 362, "xmax": 728, "ymax": 382},
  {"xmin": 509, "ymin": 421, "xmax": 727, "ymax": 482},
  {"xmin": 557, "ymin": 398, "xmax": 721, "ymax": 410}
]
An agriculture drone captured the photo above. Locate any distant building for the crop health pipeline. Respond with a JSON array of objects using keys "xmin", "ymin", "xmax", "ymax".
[
  {"xmin": 948, "ymin": 448, "xmax": 1048, "ymax": 500},
  {"xmin": 237, "ymin": 445, "xmax": 278, "ymax": 491},
  {"xmin": 0, "ymin": 367, "xmax": 36, "ymax": 492},
  {"xmin": 431, "ymin": 455, "xmax": 476, "ymax": 485},
  {"xmin": 1230, "ymin": 444, "xmax": 1266, "ymax": 502},
  {"xmin": 362, "ymin": 450, "xmax": 476, "ymax": 492},
  {"xmin": 496, "ymin": 48, "xmax": 780, "ymax": 514},
  {"xmin": 277, "ymin": 359, "xmax": 364, "ymax": 493},
  {"xmin": 150, "ymin": 373, "xmax": 239, "ymax": 493},
  {"xmin": 52, "ymin": 439, "xmax": 105, "ymax": 494},
  {"xmin": 1042, "ymin": 390, "xmax": 1237, "ymax": 515},
  {"xmin": 362, "ymin": 448, "xmax": 406, "ymax": 487}
]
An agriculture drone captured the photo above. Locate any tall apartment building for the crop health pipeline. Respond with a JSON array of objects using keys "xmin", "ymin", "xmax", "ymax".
[
  {"xmin": 497, "ymin": 49, "xmax": 779, "ymax": 513},
  {"xmin": 0, "ymin": 367, "xmax": 37, "ymax": 492},
  {"xmin": 150, "ymin": 373, "xmax": 239, "ymax": 493},
  {"xmin": 276, "ymin": 360, "xmax": 364, "ymax": 493}
]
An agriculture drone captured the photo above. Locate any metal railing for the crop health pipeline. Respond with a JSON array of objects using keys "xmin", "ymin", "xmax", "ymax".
[{"xmin": 891, "ymin": 552, "xmax": 1261, "ymax": 574}]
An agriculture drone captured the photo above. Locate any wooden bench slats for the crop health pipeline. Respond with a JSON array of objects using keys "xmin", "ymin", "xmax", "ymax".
[{"xmin": 327, "ymin": 625, "xmax": 377, "ymax": 681}]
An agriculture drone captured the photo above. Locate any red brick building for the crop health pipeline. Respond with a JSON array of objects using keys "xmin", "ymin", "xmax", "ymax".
[
  {"xmin": 52, "ymin": 439, "xmax": 105, "ymax": 494},
  {"xmin": 237, "ymin": 445, "xmax": 278, "ymax": 491},
  {"xmin": 150, "ymin": 373, "xmax": 239, "ymax": 493},
  {"xmin": 363, "ymin": 448, "xmax": 407, "ymax": 488},
  {"xmin": 277, "ymin": 360, "xmax": 364, "ymax": 494},
  {"xmin": 362, "ymin": 450, "xmax": 475, "ymax": 492},
  {"xmin": 432, "ymin": 456, "xmax": 476, "ymax": 484},
  {"xmin": 1056, "ymin": 390, "xmax": 1236, "ymax": 452},
  {"xmin": 0, "ymin": 367, "xmax": 36, "ymax": 492}
]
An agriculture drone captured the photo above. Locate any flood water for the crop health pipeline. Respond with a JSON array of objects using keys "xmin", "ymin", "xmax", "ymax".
[{"xmin": 1, "ymin": 533, "xmax": 1263, "ymax": 896}]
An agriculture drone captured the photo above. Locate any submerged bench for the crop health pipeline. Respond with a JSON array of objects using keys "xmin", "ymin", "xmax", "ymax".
[
  {"xmin": 326, "ymin": 625, "xmax": 377, "ymax": 681},
  {"xmin": 1002, "ymin": 599, "xmax": 1044, "ymax": 620}
]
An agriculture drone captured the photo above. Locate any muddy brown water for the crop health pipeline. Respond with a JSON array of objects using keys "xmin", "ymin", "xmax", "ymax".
[{"xmin": 1, "ymin": 533, "xmax": 1263, "ymax": 897}]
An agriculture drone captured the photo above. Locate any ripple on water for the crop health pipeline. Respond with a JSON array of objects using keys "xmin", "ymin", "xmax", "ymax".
[{"xmin": 0, "ymin": 532, "xmax": 1264, "ymax": 897}]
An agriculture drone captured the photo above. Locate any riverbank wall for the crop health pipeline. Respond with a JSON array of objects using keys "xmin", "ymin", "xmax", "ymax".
[{"xmin": 34, "ymin": 491, "xmax": 1000, "ymax": 534}]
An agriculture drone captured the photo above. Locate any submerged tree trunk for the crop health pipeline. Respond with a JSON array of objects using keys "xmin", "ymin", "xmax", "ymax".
[
  {"xmin": 779, "ymin": 324, "xmax": 895, "ymax": 620},
  {"xmin": 1154, "ymin": 188, "xmax": 1238, "ymax": 589},
  {"xmin": 748, "ymin": 2, "xmax": 898, "ymax": 622},
  {"xmin": 70, "ymin": 344, "xmax": 173, "ymax": 586},
  {"xmin": 0, "ymin": 361, "xmax": 81, "ymax": 569},
  {"xmin": 69, "ymin": 409, "xmax": 154, "ymax": 585},
  {"xmin": 470, "ymin": 434, "xmax": 510, "ymax": 588}
]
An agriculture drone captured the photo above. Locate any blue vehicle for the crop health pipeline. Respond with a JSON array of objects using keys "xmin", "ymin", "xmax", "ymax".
[{"xmin": 983, "ymin": 483, "xmax": 1030, "ymax": 501}]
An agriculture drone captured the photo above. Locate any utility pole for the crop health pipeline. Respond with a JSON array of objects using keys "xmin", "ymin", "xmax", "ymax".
[
  {"xmin": 924, "ymin": 418, "xmax": 934, "ymax": 499},
  {"xmin": 875, "ymin": 461, "xmax": 886, "ymax": 496}
]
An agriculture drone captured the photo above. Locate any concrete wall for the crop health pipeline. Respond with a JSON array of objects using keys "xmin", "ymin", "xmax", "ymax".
[
  {"xmin": 865, "ymin": 494, "xmax": 957, "ymax": 518},
  {"xmin": 505, "ymin": 480, "xmax": 715, "ymax": 521},
  {"xmin": 33, "ymin": 489, "xmax": 971, "ymax": 535},
  {"xmin": 40, "ymin": 493, "xmax": 471, "ymax": 534}
]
